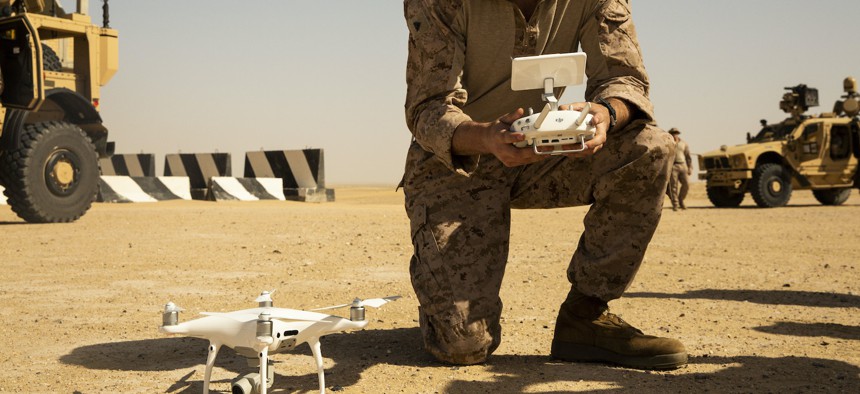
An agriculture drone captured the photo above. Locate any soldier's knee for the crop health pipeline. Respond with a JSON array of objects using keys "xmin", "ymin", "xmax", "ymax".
[
  {"xmin": 420, "ymin": 312, "xmax": 501, "ymax": 365},
  {"xmin": 645, "ymin": 127, "xmax": 675, "ymax": 163},
  {"xmin": 632, "ymin": 126, "xmax": 674, "ymax": 174}
]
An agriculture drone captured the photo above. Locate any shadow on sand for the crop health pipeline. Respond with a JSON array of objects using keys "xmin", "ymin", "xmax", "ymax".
[
  {"xmin": 62, "ymin": 324, "xmax": 859, "ymax": 393},
  {"xmin": 625, "ymin": 289, "xmax": 860, "ymax": 309}
]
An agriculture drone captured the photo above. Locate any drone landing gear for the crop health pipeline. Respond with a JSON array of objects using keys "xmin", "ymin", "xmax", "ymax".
[
  {"xmin": 203, "ymin": 342, "xmax": 221, "ymax": 394},
  {"xmin": 309, "ymin": 337, "xmax": 326, "ymax": 394},
  {"xmin": 259, "ymin": 347, "xmax": 269, "ymax": 394}
]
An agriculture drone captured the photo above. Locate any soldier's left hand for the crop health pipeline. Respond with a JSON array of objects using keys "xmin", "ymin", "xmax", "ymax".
[{"xmin": 557, "ymin": 101, "xmax": 609, "ymax": 157}]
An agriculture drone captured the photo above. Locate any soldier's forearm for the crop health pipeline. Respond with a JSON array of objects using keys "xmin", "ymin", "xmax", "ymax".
[{"xmin": 606, "ymin": 97, "xmax": 638, "ymax": 132}]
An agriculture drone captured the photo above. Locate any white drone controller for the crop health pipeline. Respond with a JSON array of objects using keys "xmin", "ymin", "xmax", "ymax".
[
  {"xmin": 511, "ymin": 102, "xmax": 595, "ymax": 153},
  {"xmin": 509, "ymin": 53, "xmax": 595, "ymax": 155}
]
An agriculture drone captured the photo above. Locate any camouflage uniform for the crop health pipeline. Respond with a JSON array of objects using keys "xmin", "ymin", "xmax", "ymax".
[
  {"xmin": 403, "ymin": 0, "xmax": 674, "ymax": 365},
  {"xmin": 668, "ymin": 133, "xmax": 692, "ymax": 210}
]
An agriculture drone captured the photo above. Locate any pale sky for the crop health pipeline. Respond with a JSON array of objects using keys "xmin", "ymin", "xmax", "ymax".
[{"xmin": 89, "ymin": 1, "xmax": 860, "ymax": 185}]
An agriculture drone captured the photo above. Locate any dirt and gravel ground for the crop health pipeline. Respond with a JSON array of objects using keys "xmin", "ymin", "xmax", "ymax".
[{"xmin": 1, "ymin": 184, "xmax": 858, "ymax": 393}]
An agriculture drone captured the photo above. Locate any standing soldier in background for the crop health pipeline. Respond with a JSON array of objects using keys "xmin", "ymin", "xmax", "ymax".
[
  {"xmin": 401, "ymin": 0, "xmax": 686, "ymax": 370},
  {"xmin": 667, "ymin": 128, "xmax": 692, "ymax": 210}
]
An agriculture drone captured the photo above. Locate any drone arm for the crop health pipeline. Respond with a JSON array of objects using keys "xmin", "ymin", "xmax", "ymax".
[
  {"xmin": 309, "ymin": 337, "xmax": 326, "ymax": 394},
  {"xmin": 203, "ymin": 342, "xmax": 221, "ymax": 394}
]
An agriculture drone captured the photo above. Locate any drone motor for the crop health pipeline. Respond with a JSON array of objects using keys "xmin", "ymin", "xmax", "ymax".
[
  {"xmin": 162, "ymin": 302, "xmax": 181, "ymax": 326},
  {"xmin": 256, "ymin": 312, "xmax": 273, "ymax": 338},
  {"xmin": 350, "ymin": 300, "xmax": 366, "ymax": 322}
]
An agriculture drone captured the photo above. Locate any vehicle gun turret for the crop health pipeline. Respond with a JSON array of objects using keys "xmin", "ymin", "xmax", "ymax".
[{"xmin": 779, "ymin": 84, "xmax": 818, "ymax": 120}]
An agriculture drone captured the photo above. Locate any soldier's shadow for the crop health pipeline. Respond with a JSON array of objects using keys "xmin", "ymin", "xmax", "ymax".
[
  {"xmin": 62, "ymin": 325, "xmax": 860, "ymax": 393},
  {"xmin": 625, "ymin": 289, "xmax": 860, "ymax": 308}
]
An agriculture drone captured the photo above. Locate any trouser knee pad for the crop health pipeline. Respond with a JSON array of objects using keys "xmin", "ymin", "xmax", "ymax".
[{"xmin": 419, "ymin": 310, "xmax": 501, "ymax": 365}]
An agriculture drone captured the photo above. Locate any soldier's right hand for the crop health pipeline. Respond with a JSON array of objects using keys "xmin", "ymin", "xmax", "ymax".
[
  {"xmin": 488, "ymin": 108, "xmax": 551, "ymax": 167},
  {"xmin": 452, "ymin": 108, "xmax": 547, "ymax": 167}
]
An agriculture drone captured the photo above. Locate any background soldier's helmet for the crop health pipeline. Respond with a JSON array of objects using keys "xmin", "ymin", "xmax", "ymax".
[{"xmin": 843, "ymin": 77, "xmax": 857, "ymax": 94}]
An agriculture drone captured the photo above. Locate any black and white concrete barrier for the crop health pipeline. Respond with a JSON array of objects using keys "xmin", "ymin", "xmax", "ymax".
[
  {"xmin": 98, "ymin": 176, "xmax": 192, "ymax": 203},
  {"xmin": 208, "ymin": 177, "xmax": 286, "ymax": 201},
  {"xmin": 99, "ymin": 153, "xmax": 156, "ymax": 177},
  {"xmin": 164, "ymin": 153, "xmax": 231, "ymax": 200},
  {"xmin": 244, "ymin": 149, "xmax": 335, "ymax": 202}
]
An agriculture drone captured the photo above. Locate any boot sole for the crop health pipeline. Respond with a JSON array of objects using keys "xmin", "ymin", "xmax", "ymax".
[{"xmin": 551, "ymin": 339, "xmax": 688, "ymax": 370}]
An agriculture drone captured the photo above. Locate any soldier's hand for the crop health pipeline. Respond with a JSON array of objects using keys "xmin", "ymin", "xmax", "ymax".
[
  {"xmin": 557, "ymin": 102, "xmax": 609, "ymax": 157},
  {"xmin": 483, "ymin": 108, "xmax": 548, "ymax": 167}
]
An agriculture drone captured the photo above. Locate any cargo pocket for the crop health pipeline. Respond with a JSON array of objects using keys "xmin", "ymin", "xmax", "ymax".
[{"xmin": 408, "ymin": 206, "xmax": 461, "ymax": 325}]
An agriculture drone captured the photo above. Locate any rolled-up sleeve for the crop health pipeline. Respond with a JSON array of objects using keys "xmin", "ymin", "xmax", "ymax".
[
  {"xmin": 403, "ymin": 0, "xmax": 476, "ymax": 174},
  {"xmin": 580, "ymin": 0, "xmax": 655, "ymax": 123}
]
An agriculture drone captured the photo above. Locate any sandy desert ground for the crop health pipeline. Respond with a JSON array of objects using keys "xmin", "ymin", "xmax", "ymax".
[{"xmin": 1, "ymin": 183, "xmax": 858, "ymax": 393}]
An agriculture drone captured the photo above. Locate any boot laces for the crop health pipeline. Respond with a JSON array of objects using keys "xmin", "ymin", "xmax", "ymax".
[{"xmin": 599, "ymin": 309, "xmax": 644, "ymax": 335}]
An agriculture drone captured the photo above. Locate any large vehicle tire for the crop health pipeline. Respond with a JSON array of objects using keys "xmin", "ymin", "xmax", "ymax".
[
  {"xmin": 749, "ymin": 163, "xmax": 792, "ymax": 208},
  {"xmin": 812, "ymin": 188, "xmax": 851, "ymax": 206},
  {"xmin": 0, "ymin": 121, "xmax": 98, "ymax": 223},
  {"xmin": 42, "ymin": 44, "xmax": 62, "ymax": 72},
  {"xmin": 706, "ymin": 185, "xmax": 745, "ymax": 207}
]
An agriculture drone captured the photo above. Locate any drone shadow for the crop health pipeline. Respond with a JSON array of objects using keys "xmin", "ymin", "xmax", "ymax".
[
  {"xmin": 59, "ymin": 327, "xmax": 429, "ymax": 393},
  {"xmin": 61, "ymin": 325, "xmax": 860, "ymax": 393}
]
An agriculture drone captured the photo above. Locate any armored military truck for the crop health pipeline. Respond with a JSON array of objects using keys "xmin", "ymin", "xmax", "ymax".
[
  {"xmin": 699, "ymin": 78, "xmax": 860, "ymax": 208},
  {"xmin": 0, "ymin": 0, "xmax": 117, "ymax": 222}
]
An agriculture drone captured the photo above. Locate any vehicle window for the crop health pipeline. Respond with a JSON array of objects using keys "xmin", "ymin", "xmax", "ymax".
[
  {"xmin": 750, "ymin": 124, "xmax": 797, "ymax": 142},
  {"xmin": 830, "ymin": 125, "xmax": 851, "ymax": 160},
  {"xmin": 802, "ymin": 124, "xmax": 820, "ymax": 141}
]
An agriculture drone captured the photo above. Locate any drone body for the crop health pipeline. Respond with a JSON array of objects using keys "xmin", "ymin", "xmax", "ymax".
[{"xmin": 159, "ymin": 291, "xmax": 400, "ymax": 394}]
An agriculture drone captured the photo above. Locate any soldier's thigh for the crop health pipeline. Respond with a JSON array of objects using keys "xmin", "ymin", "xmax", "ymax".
[
  {"xmin": 406, "ymin": 177, "xmax": 511, "ymax": 318},
  {"xmin": 510, "ymin": 155, "xmax": 594, "ymax": 209},
  {"xmin": 404, "ymin": 152, "xmax": 512, "ymax": 359}
]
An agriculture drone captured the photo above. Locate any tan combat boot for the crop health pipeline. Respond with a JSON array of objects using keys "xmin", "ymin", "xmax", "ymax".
[{"xmin": 551, "ymin": 293, "xmax": 687, "ymax": 370}]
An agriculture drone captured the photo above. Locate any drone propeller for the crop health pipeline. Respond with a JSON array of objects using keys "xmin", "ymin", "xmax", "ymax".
[
  {"xmin": 362, "ymin": 296, "xmax": 402, "ymax": 308},
  {"xmin": 163, "ymin": 302, "xmax": 184, "ymax": 313},
  {"xmin": 265, "ymin": 307, "xmax": 329, "ymax": 322},
  {"xmin": 200, "ymin": 308, "xmax": 325, "ymax": 323},
  {"xmin": 311, "ymin": 296, "xmax": 402, "ymax": 311}
]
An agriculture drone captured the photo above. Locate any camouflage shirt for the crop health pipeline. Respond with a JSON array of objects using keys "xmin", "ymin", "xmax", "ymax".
[{"xmin": 404, "ymin": 0, "xmax": 654, "ymax": 174}]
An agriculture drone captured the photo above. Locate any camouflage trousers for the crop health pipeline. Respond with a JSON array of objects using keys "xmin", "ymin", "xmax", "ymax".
[
  {"xmin": 402, "ymin": 122, "xmax": 674, "ymax": 365},
  {"xmin": 668, "ymin": 163, "xmax": 690, "ymax": 209}
]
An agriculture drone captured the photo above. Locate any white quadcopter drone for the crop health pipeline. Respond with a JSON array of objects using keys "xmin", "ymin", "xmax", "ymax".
[
  {"xmin": 509, "ymin": 52, "xmax": 596, "ymax": 154},
  {"xmin": 159, "ymin": 290, "xmax": 400, "ymax": 394}
]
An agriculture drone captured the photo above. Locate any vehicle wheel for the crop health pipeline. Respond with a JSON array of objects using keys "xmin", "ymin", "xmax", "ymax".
[
  {"xmin": 42, "ymin": 44, "xmax": 62, "ymax": 72},
  {"xmin": 749, "ymin": 163, "xmax": 792, "ymax": 208},
  {"xmin": 0, "ymin": 121, "xmax": 98, "ymax": 223},
  {"xmin": 812, "ymin": 188, "xmax": 851, "ymax": 206},
  {"xmin": 706, "ymin": 185, "xmax": 745, "ymax": 207}
]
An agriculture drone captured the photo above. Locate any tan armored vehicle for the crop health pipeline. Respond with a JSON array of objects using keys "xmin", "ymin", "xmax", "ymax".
[
  {"xmin": 699, "ymin": 78, "xmax": 860, "ymax": 208},
  {"xmin": 0, "ymin": 0, "xmax": 117, "ymax": 222}
]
